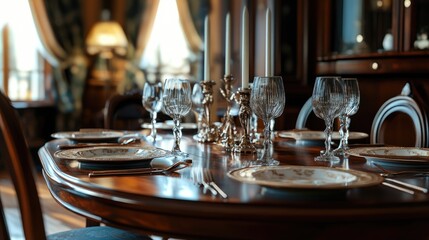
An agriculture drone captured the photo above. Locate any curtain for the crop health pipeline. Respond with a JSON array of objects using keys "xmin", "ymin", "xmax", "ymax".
[
  {"xmin": 177, "ymin": 0, "xmax": 204, "ymax": 53},
  {"xmin": 28, "ymin": 0, "xmax": 88, "ymax": 130},
  {"xmin": 117, "ymin": 0, "xmax": 160, "ymax": 93},
  {"xmin": 177, "ymin": 0, "xmax": 208, "ymax": 81}
]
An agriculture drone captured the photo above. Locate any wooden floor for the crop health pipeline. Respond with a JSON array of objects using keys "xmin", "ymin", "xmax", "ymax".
[
  {"xmin": 0, "ymin": 171, "xmax": 167, "ymax": 240},
  {"xmin": 0, "ymin": 170, "xmax": 85, "ymax": 240}
]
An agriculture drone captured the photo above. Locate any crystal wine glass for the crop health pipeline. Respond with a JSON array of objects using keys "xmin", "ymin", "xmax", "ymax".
[
  {"xmin": 142, "ymin": 81, "xmax": 163, "ymax": 142},
  {"xmin": 250, "ymin": 76, "xmax": 286, "ymax": 166},
  {"xmin": 163, "ymin": 78, "xmax": 192, "ymax": 156},
  {"xmin": 334, "ymin": 78, "xmax": 360, "ymax": 156},
  {"xmin": 191, "ymin": 83, "xmax": 204, "ymax": 141},
  {"xmin": 312, "ymin": 76, "xmax": 344, "ymax": 162}
]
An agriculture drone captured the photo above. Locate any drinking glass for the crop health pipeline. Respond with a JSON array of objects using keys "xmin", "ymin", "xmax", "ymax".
[
  {"xmin": 142, "ymin": 81, "xmax": 163, "ymax": 142},
  {"xmin": 192, "ymin": 83, "xmax": 204, "ymax": 141},
  {"xmin": 250, "ymin": 76, "xmax": 285, "ymax": 166},
  {"xmin": 334, "ymin": 78, "xmax": 360, "ymax": 156},
  {"xmin": 312, "ymin": 76, "xmax": 344, "ymax": 162},
  {"xmin": 163, "ymin": 78, "xmax": 192, "ymax": 156}
]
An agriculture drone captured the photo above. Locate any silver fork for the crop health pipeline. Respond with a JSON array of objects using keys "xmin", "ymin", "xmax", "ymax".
[
  {"xmin": 203, "ymin": 169, "xmax": 228, "ymax": 199},
  {"xmin": 190, "ymin": 167, "xmax": 217, "ymax": 196},
  {"xmin": 373, "ymin": 163, "xmax": 428, "ymax": 194}
]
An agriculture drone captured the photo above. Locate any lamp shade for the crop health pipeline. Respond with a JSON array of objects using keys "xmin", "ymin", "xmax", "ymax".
[{"xmin": 86, "ymin": 21, "xmax": 128, "ymax": 56}]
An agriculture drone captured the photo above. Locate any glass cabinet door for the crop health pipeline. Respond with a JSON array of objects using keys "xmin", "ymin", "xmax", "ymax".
[
  {"xmin": 411, "ymin": 0, "xmax": 429, "ymax": 50},
  {"xmin": 331, "ymin": 0, "xmax": 393, "ymax": 55}
]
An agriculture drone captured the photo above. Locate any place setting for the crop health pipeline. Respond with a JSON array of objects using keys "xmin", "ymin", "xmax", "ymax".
[{"xmin": 51, "ymin": 128, "xmax": 125, "ymax": 143}]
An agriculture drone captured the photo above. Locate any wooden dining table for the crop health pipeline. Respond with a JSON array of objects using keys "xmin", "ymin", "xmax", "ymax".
[{"xmin": 38, "ymin": 131, "xmax": 429, "ymax": 239}]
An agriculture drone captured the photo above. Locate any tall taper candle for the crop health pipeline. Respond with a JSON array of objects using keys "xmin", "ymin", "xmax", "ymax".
[
  {"xmin": 204, "ymin": 15, "xmax": 210, "ymax": 81},
  {"xmin": 241, "ymin": 7, "xmax": 249, "ymax": 89},
  {"xmin": 265, "ymin": 8, "xmax": 272, "ymax": 76},
  {"xmin": 225, "ymin": 13, "xmax": 231, "ymax": 76}
]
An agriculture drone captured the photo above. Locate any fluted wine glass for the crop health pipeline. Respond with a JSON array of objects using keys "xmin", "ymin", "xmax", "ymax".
[
  {"xmin": 250, "ymin": 76, "xmax": 286, "ymax": 166},
  {"xmin": 192, "ymin": 83, "xmax": 204, "ymax": 141},
  {"xmin": 334, "ymin": 78, "xmax": 360, "ymax": 156},
  {"xmin": 142, "ymin": 81, "xmax": 163, "ymax": 142},
  {"xmin": 163, "ymin": 78, "xmax": 192, "ymax": 156},
  {"xmin": 312, "ymin": 76, "xmax": 344, "ymax": 162}
]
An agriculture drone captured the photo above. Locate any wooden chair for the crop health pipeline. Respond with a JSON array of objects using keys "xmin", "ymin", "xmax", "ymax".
[
  {"xmin": 295, "ymin": 97, "xmax": 312, "ymax": 129},
  {"xmin": 371, "ymin": 82, "xmax": 429, "ymax": 147},
  {"xmin": 104, "ymin": 91, "xmax": 150, "ymax": 130},
  {"xmin": 0, "ymin": 92, "xmax": 150, "ymax": 240},
  {"xmin": 104, "ymin": 91, "xmax": 169, "ymax": 130}
]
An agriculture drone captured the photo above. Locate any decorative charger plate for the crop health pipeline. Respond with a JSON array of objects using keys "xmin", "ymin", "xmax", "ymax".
[
  {"xmin": 348, "ymin": 147, "xmax": 429, "ymax": 164},
  {"xmin": 278, "ymin": 130, "xmax": 368, "ymax": 141},
  {"xmin": 51, "ymin": 130, "xmax": 124, "ymax": 142},
  {"xmin": 142, "ymin": 122, "xmax": 197, "ymax": 130},
  {"xmin": 227, "ymin": 165, "xmax": 382, "ymax": 190},
  {"xmin": 54, "ymin": 146, "xmax": 168, "ymax": 163}
]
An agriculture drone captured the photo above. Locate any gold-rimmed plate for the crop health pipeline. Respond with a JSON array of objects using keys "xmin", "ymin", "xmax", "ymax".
[
  {"xmin": 54, "ymin": 146, "xmax": 168, "ymax": 163},
  {"xmin": 51, "ymin": 130, "xmax": 124, "ymax": 142},
  {"xmin": 228, "ymin": 165, "xmax": 382, "ymax": 190},
  {"xmin": 141, "ymin": 122, "xmax": 198, "ymax": 130},
  {"xmin": 348, "ymin": 147, "xmax": 429, "ymax": 165},
  {"xmin": 278, "ymin": 130, "xmax": 368, "ymax": 141}
]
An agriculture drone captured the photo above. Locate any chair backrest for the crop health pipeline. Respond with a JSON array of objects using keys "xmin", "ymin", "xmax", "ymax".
[
  {"xmin": 295, "ymin": 97, "xmax": 313, "ymax": 129},
  {"xmin": 371, "ymin": 83, "xmax": 429, "ymax": 147},
  {"xmin": 0, "ymin": 92, "xmax": 46, "ymax": 240},
  {"xmin": 104, "ymin": 91, "xmax": 150, "ymax": 130}
]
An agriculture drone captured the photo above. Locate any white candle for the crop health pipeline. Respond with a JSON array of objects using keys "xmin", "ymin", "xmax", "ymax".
[
  {"xmin": 204, "ymin": 15, "xmax": 210, "ymax": 81},
  {"xmin": 241, "ymin": 7, "xmax": 249, "ymax": 89},
  {"xmin": 225, "ymin": 13, "xmax": 231, "ymax": 76},
  {"xmin": 265, "ymin": 8, "xmax": 272, "ymax": 76}
]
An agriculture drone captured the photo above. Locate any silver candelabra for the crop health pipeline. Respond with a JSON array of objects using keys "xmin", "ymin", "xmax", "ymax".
[{"xmin": 218, "ymin": 75, "xmax": 236, "ymax": 151}]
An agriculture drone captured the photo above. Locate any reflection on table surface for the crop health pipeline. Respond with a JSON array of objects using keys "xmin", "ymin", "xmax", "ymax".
[{"xmin": 38, "ymin": 132, "xmax": 429, "ymax": 239}]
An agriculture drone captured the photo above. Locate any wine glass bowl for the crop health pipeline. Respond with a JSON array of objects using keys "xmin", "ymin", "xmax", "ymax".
[
  {"xmin": 142, "ymin": 81, "xmax": 163, "ymax": 142},
  {"xmin": 250, "ymin": 76, "xmax": 285, "ymax": 166},
  {"xmin": 162, "ymin": 78, "xmax": 192, "ymax": 156},
  {"xmin": 311, "ymin": 76, "xmax": 344, "ymax": 162}
]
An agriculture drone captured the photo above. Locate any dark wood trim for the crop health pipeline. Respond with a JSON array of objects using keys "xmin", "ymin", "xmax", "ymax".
[{"xmin": 317, "ymin": 56, "xmax": 429, "ymax": 75}]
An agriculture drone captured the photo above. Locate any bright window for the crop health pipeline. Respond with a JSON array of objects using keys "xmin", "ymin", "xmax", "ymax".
[
  {"xmin": 0, "ymin": 0, "xmax": 49, "ymax": 101},
  {"xmin": 139, "ymin": 0, "xmax": 194, "ymax": 82}
]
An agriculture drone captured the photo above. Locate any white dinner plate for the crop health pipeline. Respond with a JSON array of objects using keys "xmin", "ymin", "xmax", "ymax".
[
  {"xmin": 51, "ymin": 130, "xmax": 124, "ymax": 142},
  {"xmin": 227, "ymin": 165, "xmax": 382, "ymax": 190},
  {"xmin": 54, "ymin": 146, "xmax": 168, "ymax": 163},
  {"xmin": 348, "ymin": 147, "xmax": 429, "ymax": 164},
  {"xmin": 278, "ymin": 130, "xmax": 368, "ymax": 141},
  {"xmin": 141, "ymin": 121, "xmax": 198, "ymax": 130}
]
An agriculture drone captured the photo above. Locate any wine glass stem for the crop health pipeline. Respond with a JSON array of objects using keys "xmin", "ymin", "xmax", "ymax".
[
  {"xmin": 150, "ymin": 111, "xmax": 158, "ymax": 140},
  {"xmin": 172, "ymin": 117, "xmax": 182, "ymax": 154},
  {"xmin": 261, "ymin": 119, "xmax": 273, "ymax": 161},
  {"xmin": 324, "ymin": 120, "xmax": 334, "ymax": 155},
  {"xmin": 338, "ymin": 115, "xmax": 351, "ymax": 151}
]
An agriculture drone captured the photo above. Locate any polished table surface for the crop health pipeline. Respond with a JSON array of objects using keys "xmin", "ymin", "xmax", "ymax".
[{"xmin": 38, "ymin": 133, "xmax": 429, "ymax": 239}]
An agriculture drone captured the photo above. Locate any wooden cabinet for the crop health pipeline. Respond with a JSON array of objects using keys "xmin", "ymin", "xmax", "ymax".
[
  {"xmin": 317, "ymin": 0, "xmax": 429, "ymax": 61},
  {"xmin": 313, "ymin": 0, "xmax": 429, "ymax": 136}
]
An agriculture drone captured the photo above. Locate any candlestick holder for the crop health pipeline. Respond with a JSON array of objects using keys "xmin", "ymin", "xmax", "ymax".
[
  {"xmin": 198, "ymin": 80, "xmax": 219, "ymax": 143},
  {"xmin": 218, "ymin": 74, "xmax": 236, "ymax": 151},
  {"xmin": 233, "ymin": 88, "xmax": 256, "ymax": 153}
]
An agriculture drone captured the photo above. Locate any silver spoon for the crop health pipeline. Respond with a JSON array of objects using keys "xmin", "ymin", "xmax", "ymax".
[{"xmin": 88, "ymin": 159, "xmax": 192, "ymax": 177}]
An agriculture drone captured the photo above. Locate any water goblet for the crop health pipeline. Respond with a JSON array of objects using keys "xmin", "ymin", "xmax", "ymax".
[
  {"xmin": 192, "ymin": 83, "xmax": 204, "ymax": 141},
  {"xmin": 312, "ymin": 76, "xmax": 344, "ymax": 162},
  {"xmin": 142, "ymin": 81, "xmax": 163, "ymax": 142},
  {"xmin": 163, "ymin": 78, "xmax": 192, "ymax": 156},
  {"xmin": 334, "ymin": 78, "xmax": 360, "ymax": 156},
  {"xmin": 250, "ymin": 76, "xmax": 286, "ymax": 166}
]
